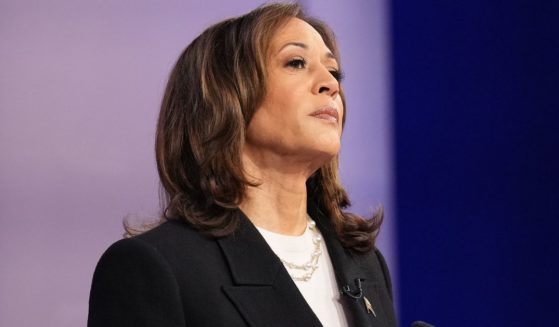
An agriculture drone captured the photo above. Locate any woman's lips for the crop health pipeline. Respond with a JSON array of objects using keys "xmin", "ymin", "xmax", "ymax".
[{"xmin": 309, "ymin": 107, "xmax": 339, "ymax": 123}]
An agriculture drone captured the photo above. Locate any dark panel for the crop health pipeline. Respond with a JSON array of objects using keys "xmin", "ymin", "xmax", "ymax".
[{"xmin": 391, "ymin": 1, "xmax": 559, "ymax": 326}]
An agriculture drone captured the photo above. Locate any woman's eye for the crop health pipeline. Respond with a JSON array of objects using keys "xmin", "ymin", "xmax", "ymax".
[
  {"xmin": 330, "ymin": 69, "xmax": 345, "ymax": 82},
  {"xmin": 286, "ymin": 58, "xmax": 306, "ymax": 69}
]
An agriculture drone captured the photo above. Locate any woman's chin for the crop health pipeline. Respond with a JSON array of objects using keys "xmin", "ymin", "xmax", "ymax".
[
  {"xmin": 303, "ymin": 142, "xmax": 340, "ymax": 163},
  {"xmin": 313, "ymin": 137, "xmax": 341, "ymax": 156}
]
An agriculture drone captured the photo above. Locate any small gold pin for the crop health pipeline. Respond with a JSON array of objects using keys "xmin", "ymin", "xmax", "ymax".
[{"xmin": 363, "ymin": 296, "xmax": 376, "ymax": 317}]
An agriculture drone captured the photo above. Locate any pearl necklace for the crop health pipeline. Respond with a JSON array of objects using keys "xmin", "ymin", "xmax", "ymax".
[{"xmin": 279, "ymin": 219, "xmax": 323, "ymax": 282}]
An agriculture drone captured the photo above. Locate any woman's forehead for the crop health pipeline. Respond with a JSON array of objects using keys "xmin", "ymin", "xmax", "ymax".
[{"xmin": 271, "ymin": 18, "xmax": 332, "ymax": 55}]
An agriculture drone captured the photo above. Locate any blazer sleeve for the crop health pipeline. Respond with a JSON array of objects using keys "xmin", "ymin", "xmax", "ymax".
[{"xmin": 88, "ymin": 238, "xmax": 186, "ymax": 327}]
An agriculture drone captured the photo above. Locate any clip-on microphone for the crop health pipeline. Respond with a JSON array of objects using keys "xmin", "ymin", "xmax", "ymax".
[{"xmin": 341, "ymin": 278, "xmax": 364, "ymax": 299}]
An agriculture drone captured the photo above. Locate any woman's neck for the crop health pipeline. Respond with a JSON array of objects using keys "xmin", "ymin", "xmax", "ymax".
[{"xmin": 239, "ymin": 150, "xmax": 317, "ymax": 236}]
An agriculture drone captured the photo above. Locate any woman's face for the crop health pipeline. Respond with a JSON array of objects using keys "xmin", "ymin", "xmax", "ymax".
[{"xmin": 244, "ymin": 18, "xmax": 344, "ymax": 169}]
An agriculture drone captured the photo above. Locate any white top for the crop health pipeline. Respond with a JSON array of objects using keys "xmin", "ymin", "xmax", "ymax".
[{"xmin": 256, "ymin": 222, "xmax": 349, "ymax": 327}]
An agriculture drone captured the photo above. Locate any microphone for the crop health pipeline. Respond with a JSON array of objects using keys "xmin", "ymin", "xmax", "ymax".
[
  {"xmin": 411, "ymin": 321, "xmax": 435, "ymax": 327},
  {"xmin": 341, "ymin": 278, "xmax": 363, "ymax": 299},
  {"xmin": 341, "ymin": 278, "xmax": 377, "ymax": 317}
]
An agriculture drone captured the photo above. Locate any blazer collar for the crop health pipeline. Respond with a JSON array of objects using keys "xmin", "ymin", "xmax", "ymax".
[
  {"xmin": 216, "ymin": 207, "xmax": 366, "ymax": 286},
  {"xmin": 308, "ymin": 203, "xmax": 380, "ymax": 327},
  {"xmin": 217, "ymin": 207, "xmax": 379, "ymax": 327},
  {"xmin": 216, "ymin": 210, "xmax": 322, "ymax": 326},
  {"xmin": 308, "ymin": 202, "xmax": 365, "ymax": 288},
  {"xmin": 216, "ymin": 210, "xmax": 283, "ymax": 285}
]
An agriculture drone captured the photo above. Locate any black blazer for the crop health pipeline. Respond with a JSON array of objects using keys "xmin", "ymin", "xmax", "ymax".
[{"xmin": 88, "ymin": 205, "xmax": 397, "ymax": 327}]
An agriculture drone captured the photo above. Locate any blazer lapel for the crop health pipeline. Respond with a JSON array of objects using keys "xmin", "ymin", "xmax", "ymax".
[
  {"xmin": 310, "ymin": 203, "xmax": 388, "ymax": 327},
  {"xmin": 217, "ymin": 210, "xmax": 322, "ymax": 327}
]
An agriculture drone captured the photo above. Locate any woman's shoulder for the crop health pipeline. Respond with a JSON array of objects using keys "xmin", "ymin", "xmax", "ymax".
[
  {"xmin": 135, "ymin": 219, "xmax": 208, "ymax": 245},
  {"xmin": 89, "ymin": 222, "xmax": 188, "ymax": 326},
  {"xmin": 131, "ymin": 219, "xmax": 218, "ymax": 259},
  {"xmin": 96, "ymin": 219, "xmax": 217, "ymax": 272}
]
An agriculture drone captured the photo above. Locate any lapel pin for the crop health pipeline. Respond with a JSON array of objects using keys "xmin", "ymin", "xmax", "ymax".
[{"xmin": 363, "ymin": 296, "xmax": 376, "ymax": 317}]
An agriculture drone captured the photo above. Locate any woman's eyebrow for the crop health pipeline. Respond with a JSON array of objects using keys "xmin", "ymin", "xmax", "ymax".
[
  {"xmin": 277, "ymin": 41, "xmax": 336, "ymax": 60},
  {"xmin": 278, "ymin": 41, "xmax": 307, "ymax": 52}
]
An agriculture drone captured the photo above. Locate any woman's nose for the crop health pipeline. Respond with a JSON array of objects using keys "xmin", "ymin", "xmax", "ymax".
[{"xmin": 314, "ymin": 68, "xmax": 339, "ymax": 98}]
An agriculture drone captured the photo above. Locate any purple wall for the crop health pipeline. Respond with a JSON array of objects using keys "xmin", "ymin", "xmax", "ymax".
[{"xmin": 0, "ymin": 1, "xmax": 393, "ymax": 326}]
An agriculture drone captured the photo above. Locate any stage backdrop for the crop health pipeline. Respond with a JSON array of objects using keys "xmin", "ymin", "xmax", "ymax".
[
  {"xmin": 392, "ymin": 0, "xmax": 559, "ymax": 326},
  {"xmin": 0, "ymin": 1, "xmax": 394, "ymax": 326}
]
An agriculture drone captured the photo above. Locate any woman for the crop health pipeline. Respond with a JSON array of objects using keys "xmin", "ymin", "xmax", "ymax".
[{"xmin": 88, "ymin": 3, "xmax": 396, "ymax": 327}]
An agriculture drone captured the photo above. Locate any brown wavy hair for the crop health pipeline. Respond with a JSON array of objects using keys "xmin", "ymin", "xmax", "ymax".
[{"xmin": 150, "ymin": 3, "xmax": 382, "ymax": 253}]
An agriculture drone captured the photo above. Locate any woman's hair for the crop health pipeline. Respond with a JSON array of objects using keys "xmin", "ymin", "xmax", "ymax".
[{"xmin": 148, "ymin": 2, "xmax": 382, "ymax": 253}]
